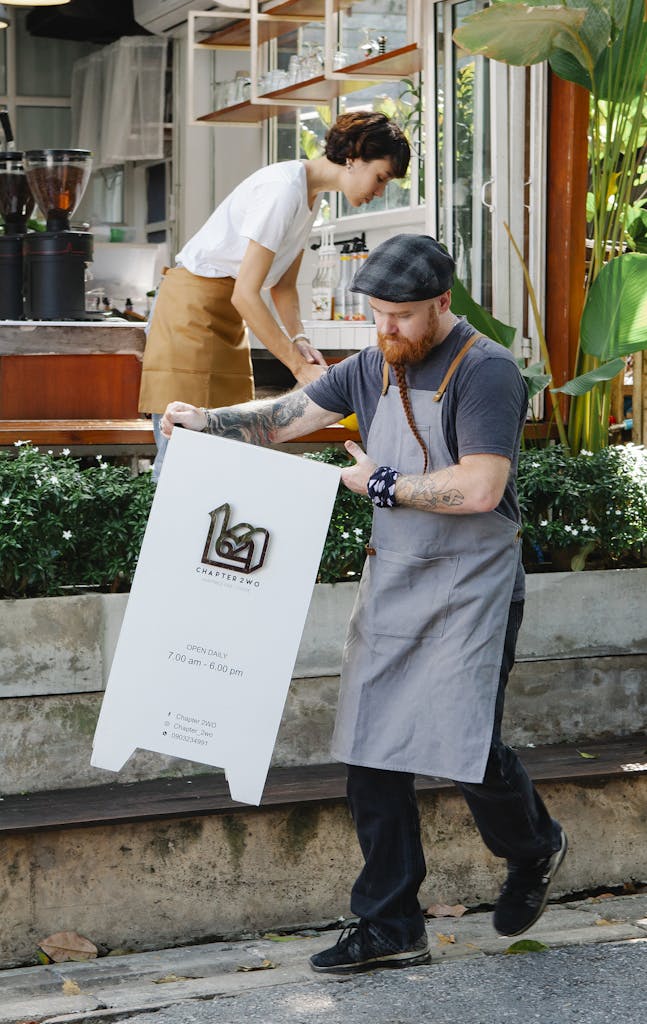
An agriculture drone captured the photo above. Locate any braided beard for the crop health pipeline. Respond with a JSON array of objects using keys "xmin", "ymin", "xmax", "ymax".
[{"xmin": 376, "ymin": 304, "xmax": 440, "ymax": 365}]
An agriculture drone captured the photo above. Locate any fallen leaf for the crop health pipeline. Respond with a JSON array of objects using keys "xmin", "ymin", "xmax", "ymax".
[
  {"xmin": 152, "ymin": 974, "xmax": 195, "ymax": 984},
  {"xmin": 262, "ymin": 932, "xmax": 303, "ymax": 942},
  {"xmin": 62, "ymin": 980, "xmax": 82, "ymax": 996},
  {"xmin": 504, "ymin": 939, "xmax": 549, "ymax": 955},
  {"xmin": 236, "ymin": 959, "xmax": 276, "ymax": 972},
  {"xmin": 576, "ymin": 750, "xmax": 598, "ymax": 759},
  {"xmin": 425, "ymin": 903, "xmax": 467, "ymax": 919},
  {"xmin": 35, "ymin": 950, "xmax": 52, "ymax": 965},
  {"xmin": 595, "ymin": 917, "xmax": 619, "ymax": 926},
  {"xmin": 435, "ymin": 932, "xmax": 456, "ymax": 945},
  {"xmin": 39, "ymin": 931, "xmax": 98, "ymax": 964},
  {"xmin": 588, "ymin": 893, "xmax": 616, "ymax": 902}
]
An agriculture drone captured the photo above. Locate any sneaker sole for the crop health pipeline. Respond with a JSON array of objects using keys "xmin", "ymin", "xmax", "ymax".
[
  {"xmin": 496, "ymin": 829, "xmax": 569, "ymax": 938},
  {"xmin": 310, "ymin": 947, "xmax": 431, "ymax": 974}
]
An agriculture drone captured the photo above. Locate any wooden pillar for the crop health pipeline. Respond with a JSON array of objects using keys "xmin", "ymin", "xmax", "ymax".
[{"xmin": 545, "ymin": 73, "xmax": 590, "ymax": 422}]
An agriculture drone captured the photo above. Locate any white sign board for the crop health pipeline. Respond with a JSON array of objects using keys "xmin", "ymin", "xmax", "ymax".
[{"xmin": 91, "ymin": 429, "xmax": 340, "ymax": 805}]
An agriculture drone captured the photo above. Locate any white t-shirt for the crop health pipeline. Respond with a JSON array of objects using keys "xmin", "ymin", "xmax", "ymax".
[{"xmin": 176, "ymin": 161, "xmax": 321, "ymax": 289}]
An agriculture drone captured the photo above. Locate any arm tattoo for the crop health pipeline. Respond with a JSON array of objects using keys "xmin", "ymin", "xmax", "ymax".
[
  {"xmin": 395, "ymin": 468, "xmax": 465, "ymax": 512},
  {"xmin": 203, "ymin": 390, "xmax": 310, "ymax": 445}
]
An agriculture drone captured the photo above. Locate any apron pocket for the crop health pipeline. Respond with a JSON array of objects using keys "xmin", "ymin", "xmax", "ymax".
[{"xmin": 369, "ymin": 548, "xmax": 459, "ymax": 640}]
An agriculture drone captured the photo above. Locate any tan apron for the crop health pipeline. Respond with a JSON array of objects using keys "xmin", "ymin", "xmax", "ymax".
[
  {"xmin": 138, "ymin": 266, "xmax": 254, "ymax": 414},
  {"xmin": 331, "ymin": 339, "xmax": 521, "ymax": 783}
]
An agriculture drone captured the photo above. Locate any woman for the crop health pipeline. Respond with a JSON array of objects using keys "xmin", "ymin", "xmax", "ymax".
[{"xmin": 139, "ymin": 110, "xmax": 410, "ymax": 478}]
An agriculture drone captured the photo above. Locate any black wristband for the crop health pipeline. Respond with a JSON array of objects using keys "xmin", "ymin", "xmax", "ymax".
[{"xmin": 367, "ymin": 465, "xmax": 400, "ymax": 508}]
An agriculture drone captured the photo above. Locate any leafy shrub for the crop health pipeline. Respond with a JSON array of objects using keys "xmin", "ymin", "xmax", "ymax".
[
  {"xmin": 305, "ymin": 448, "xmax": 373, "ymax": 583},
  {"xmin": 0, "ymin": 444, "xmax": 154, "ymax": 597},
  {"xmin": 518, "ymin": 444, "xmax": 647, "ymax": 571}
]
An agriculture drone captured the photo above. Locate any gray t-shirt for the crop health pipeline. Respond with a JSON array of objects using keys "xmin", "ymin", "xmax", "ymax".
[{"xmin": 304, "ymin": 318, "xmax": 527, "ymax": 600}]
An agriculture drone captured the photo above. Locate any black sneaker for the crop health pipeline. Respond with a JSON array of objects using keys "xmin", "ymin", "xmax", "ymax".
[
  {"xmin": 493, "ymin": 828, "xmax": 568, "ymax": 936},
  {"xmin": 309, "ymin": 920, "xmax": 431, "ymax": 973}
]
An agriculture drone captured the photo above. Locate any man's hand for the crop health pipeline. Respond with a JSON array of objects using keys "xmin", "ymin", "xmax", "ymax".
[
  {"xmin": 340, "ymin": 440, "xmax": 377, "ymax": 495},
  {"xmin": 160, "ymin": 401, "xmax": 207, "ymax": 437},
  {"xmin": 294, "ymin": 361, "xmax": 328, "ymax": 386}
]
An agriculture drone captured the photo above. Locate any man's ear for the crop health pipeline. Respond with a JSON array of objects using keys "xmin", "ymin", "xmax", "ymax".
[{"xmin": 437, "ymin": 290, "xmax": 452, "ymax": 313}]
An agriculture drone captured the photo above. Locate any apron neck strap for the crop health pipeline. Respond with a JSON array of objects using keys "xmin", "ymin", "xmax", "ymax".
[
  {"xmin": 381, "ymin": 359, "xmax": 390, "ymax": 395},
  {"xmin": 433, "ymin": 331, "xmax": 482, "ymax": 403}
]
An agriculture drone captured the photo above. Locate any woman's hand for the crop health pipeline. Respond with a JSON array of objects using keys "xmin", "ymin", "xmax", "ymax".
[
  {"xmin": 340, "ymin": 440, "xmax": 377, "ymax": 495},
  {"xmin": 294, "ymin": 338, "xmax": 327, "ymax": 367},
  {"xmin": 160, "ymin": 401, "xmax": 207, "ymax": 437},
  {"xmin": 294, "ymin": 362, "xmax": 328, "ymax": 386}
]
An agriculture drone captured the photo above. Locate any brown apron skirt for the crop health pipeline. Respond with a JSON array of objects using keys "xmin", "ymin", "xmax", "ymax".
[{"xmin": 138, "ymin": 266, "xmax": 254, "ymax": 414}]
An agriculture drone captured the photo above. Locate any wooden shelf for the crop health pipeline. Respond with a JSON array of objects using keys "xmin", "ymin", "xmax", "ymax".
[
  {"xmin": 197, "ymin": 0, "xmax": 353, "ymax": 49},
  {"xmin": 197, "ymin": 101, "xmax": 284, "ymax": 124},
  {"xmin": 333, "ymin": 43, "xmax": 423, "ymax": 79}
]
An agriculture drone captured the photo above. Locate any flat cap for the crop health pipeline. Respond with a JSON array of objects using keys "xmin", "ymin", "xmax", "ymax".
[{"xmin": 350, "ymin": 233, "xmax": 455, "ymax": 303}]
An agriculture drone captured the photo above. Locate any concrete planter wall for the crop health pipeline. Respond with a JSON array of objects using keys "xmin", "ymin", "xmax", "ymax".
[{"xmin": 1, "ymin": 570, "xmax": 646, "ymax": 795}]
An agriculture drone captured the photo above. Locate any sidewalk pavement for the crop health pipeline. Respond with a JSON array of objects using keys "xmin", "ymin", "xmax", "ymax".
[{"xmin": 3, "ymin": 892, "xmax": 647, "ymax": 1024}]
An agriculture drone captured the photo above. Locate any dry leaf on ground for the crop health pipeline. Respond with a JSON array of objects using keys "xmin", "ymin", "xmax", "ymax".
[
  {"xmin": 236, "ymin": 959, "xmax": 277, "ymax": 972},
  {"xmin": 435, "ymin": 932, "xmax": 456, "ymax": 945},
  {"xmin": 425, "ymin": 903, "xmax": 467, "ymax": 919},
  {"xmin": 39, "ymin": 931, "xmax": 98, "ymax": 963},
  {"xmin": 152, "ymin": 974, "xmax": 196, "ymax": 984},
  {"xmin": 62, "ymin": 980, "xmax": 82, "ymax": 996},
  {"xmin": 576, "ymin": 750, "xmax": 598, "ymax": 759}
]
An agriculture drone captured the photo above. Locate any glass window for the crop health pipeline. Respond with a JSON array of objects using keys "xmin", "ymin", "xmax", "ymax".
[
  {"xmin": 147, "ymin": 162, "xmax": 167, "ymax": 225},
  {"xmin": 15, "ymin": 10, "xmax": 97, "ymax": 97},
  {"xmin": 15, "ymin": 105, "xmax": 72, "ymax": 150},
  {"xmin": 436, "ymin": 0, "xmax": 492, "ymax": 308},
  {"xmin": 77, "ymin": 167, "xmax": 125, "ymax": 226},
  {"xmin": 0, "ymin": 28, "xmax": 7, "ymax": 95},
  {"xmin": 339, "ymin": 0, "xmax": 408, "ymax": 64}
]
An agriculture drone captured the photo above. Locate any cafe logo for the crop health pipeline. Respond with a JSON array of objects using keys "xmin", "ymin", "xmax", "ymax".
[{"xmin": 201, "ymin": 502, "xmax": 270, "ymax": 575}]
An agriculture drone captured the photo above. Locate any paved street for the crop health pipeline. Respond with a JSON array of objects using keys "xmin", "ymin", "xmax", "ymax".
[{"xmin": 3, "ymin": 892, "xmax": 647, "ymax": 1024}]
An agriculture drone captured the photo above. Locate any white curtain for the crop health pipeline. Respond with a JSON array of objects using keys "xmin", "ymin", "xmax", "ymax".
[{"xmin": 72, "ymin": 37, "xmax": 168, "ymax": 168}]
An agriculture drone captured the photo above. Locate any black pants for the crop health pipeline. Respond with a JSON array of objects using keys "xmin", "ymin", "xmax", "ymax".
[{"xmin": 346, "ymin": 600, "xmax": 562, "ymax": 945}]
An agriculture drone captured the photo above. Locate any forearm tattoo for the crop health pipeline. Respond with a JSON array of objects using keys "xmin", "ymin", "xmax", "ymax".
[
  {"xmin": 395, "ymin": 467, "xmax": 465, "ymax": 511},
  {"xmin": 203, "ymin": 390, "xmax": 310, "ymax": 445}
]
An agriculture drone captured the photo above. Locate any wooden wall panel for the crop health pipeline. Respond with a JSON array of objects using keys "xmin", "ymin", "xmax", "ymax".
[{"xmin": 0, "ymin": 354, "xmax": 142, "ymax": 419}]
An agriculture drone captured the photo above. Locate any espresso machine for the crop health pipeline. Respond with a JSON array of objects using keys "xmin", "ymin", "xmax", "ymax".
[
  {"xmin": 22, "ymin": 148, "xmax": 95, "ymax": 319},
  {"xmin": 0, "ymin": 113, "xmax": 34, "ymax": 320}
]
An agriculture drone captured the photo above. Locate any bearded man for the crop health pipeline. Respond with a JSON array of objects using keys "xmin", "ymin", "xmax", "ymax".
[{"xmin": 161, "ymin": 233, "xmax": 567, "ymax": 974}]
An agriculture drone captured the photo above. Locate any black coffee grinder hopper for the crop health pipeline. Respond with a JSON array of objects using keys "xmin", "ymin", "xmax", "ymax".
[{"xmin": 23, "ymin": 147, "xmax": 97, "ymax": 320}]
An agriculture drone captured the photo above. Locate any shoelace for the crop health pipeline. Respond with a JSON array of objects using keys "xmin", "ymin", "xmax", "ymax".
[{"xmin": 335, "ymin": 920, "xmax": 372, "ymax": 958}]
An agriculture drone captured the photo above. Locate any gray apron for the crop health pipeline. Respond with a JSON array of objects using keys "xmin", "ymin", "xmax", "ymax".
[{"xmin": 331, "ymin": 339, "xmax": 521, "ymax": 783}]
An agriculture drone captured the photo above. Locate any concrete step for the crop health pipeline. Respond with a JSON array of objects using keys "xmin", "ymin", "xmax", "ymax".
[{"xmin": 2, "ymin": 737, "xmax": 647, "ymax": 970}]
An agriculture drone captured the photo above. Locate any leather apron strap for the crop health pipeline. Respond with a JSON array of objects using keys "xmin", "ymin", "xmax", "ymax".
[
  {"xmin": 380, "ymin": 331, "xmax": 483, "ymax": 400},
  {"xmin": 433, "ymin": 332, "xmax": 482, "ymax": 402}
]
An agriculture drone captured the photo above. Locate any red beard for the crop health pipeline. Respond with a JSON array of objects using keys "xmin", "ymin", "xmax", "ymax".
[{"xmin": 376, "ymin": 305, "xmax": 440, "ymax": 365}]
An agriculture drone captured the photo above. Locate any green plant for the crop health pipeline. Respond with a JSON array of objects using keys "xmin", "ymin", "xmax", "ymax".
[
  {"xmin": 454, "ymin": 0, "xmax": 647, "ymax": 453},
  {"xmin": 305, "ymin": 448, "xmax": 373, "ymax": 583},
  {"xmin": 0, "ymin": 444, "xmax": 154, "ymax": 598},
  {"xmin": 518, "ymin": 443, "xmax": 647, "ymax": 570}
]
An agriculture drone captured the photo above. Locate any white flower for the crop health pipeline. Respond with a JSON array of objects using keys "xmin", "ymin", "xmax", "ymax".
[
  {"xmin": 531, "ymin": 461, "xmax": 540, "ymax": 467},
  {"xmin": 580, "ymin": 449, "xmax": 593, "ymax": 457},
  {"xmin": 100, "ymin": 462, "xmax": 108, "ymax": 470},
  {"xmin": 13, "ymin": 440, "xmax": 27, "ymax": 447},
  {"xmin": 539, "ymin": 519, "xmax": 548, "ymax": 527},
  {"xmin": 2, "ymin": 497, "xmax": 9, "ymax": 506},
  {"xmin": 61, "ymin": 448, "xmax": 70, "ymax": 456},
  {"xmin": 580, "ymin": 518, "xmax": 588, "ymax": 524},
  {"xmin": 48, "ymin": 450, "xmax": 53, "ymax": 455},
  {"xmin": 96, "ymin": 455, "xmax": 102, "ymax": 462},
  {"xmin": 62, "ymin": 530, "xmax": 73, "ymax": 540},
  {"xmin": 50, "ymin": 475, "xmax": 59, "ymax": 485},
  {"xmin": 354, "ymin": 528, "xmax": 363, "ymax": 536},
  {"xmin": 341, "ymin": 532, "xmax": 350, "ymax": 539}
]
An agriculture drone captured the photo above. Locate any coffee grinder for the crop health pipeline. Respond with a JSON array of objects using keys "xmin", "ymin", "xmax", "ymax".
[
  {"xmin": 23, "ymin": 148, "xmax": 94, "ymax": 319},
  {"xmin": 0, "ymin": 113, "xmax": 34, "ymax": 320}
]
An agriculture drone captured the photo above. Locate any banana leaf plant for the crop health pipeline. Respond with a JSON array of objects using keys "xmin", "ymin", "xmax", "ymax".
[{"xmin": 454, "ymin": 0, "xmax": 647, "ymax": 453}]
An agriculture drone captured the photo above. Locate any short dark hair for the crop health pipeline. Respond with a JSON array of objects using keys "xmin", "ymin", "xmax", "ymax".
[{"xmin": 324, "ymin": 111, "xmax": 410, "ymax": 179}]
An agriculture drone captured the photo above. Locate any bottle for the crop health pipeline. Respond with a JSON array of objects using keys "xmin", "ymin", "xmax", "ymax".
[
  {"xmin": 351, "ymin": 240, "xmax": 372, "ymax": 321},
  {"xmin": 334, "ymin": 243, "xmax": 352, "ymax": 320},
  {"xmin": 311, "ymin": 227, "xmax": 339, "ymax": 320}
]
